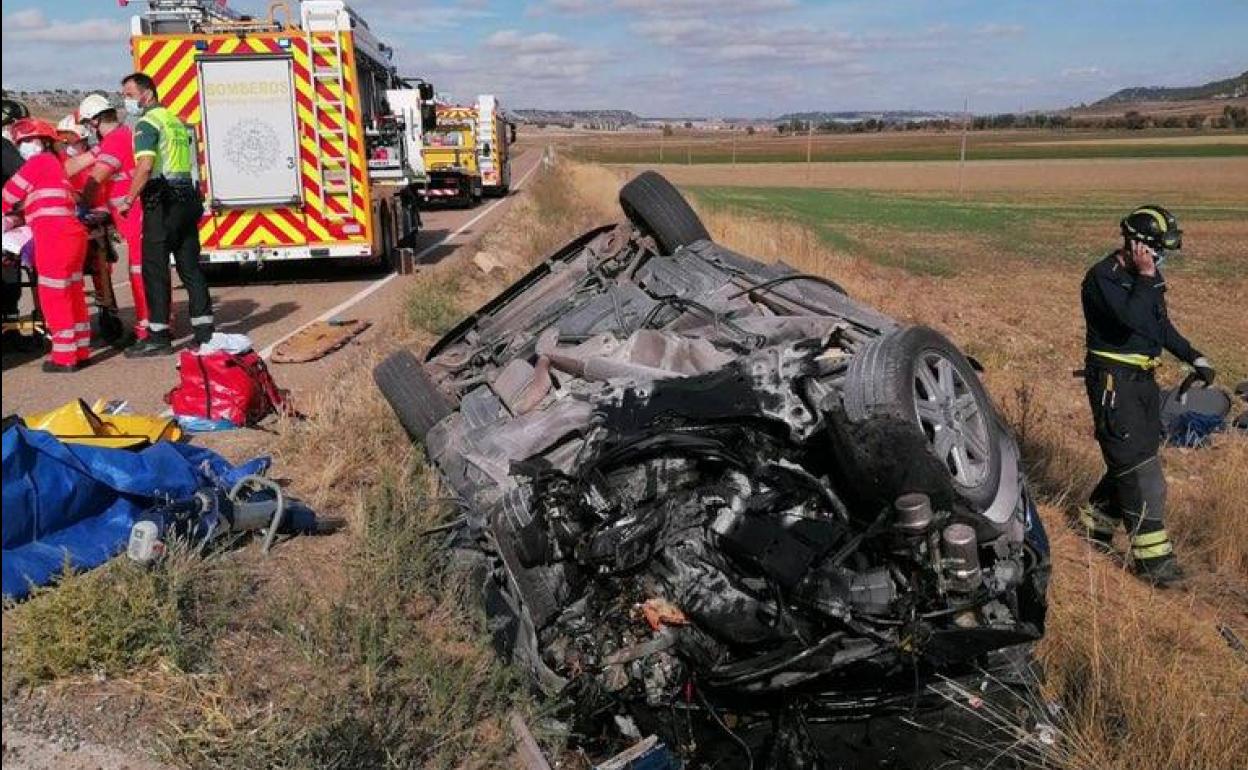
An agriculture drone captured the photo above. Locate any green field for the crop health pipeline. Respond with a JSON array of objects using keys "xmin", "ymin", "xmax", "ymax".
[
  {"xmin": 688, "ymin": 186, "xmax": 1248, "ymax": 277},
  {"xmin": 572, "ymin": 131, "xmax": 1248, "ymax": 165}
]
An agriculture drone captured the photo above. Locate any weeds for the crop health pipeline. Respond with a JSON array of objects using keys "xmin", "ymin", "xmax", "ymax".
[
  {"xmin": 3, "ymin": 545, "xmax": 248, "ymax": 686},
  {"xmin": 159, "ymin": 462, "xmax": 523, "ymax": 769},
  {"xmin": 407, "ymin": 273, "xmax": 464, "ymax": 335}
]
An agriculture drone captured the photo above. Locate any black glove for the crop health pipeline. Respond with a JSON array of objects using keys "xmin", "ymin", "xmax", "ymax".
[{"xmin": 1192, "ymin": 356, "xmax": 1216, "ymax": 387}]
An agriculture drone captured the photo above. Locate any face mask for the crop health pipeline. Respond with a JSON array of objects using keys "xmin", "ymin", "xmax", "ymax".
[
  {"xmin": 1153, "ymin": 249, "xmax": 1166, "ymax": 269},
  {"xmin": 18, "ymin": 141, "xmax": 42, "ymax": 160},
  {"xmin": 124, "ymin": 98, "xmax": 142, "ymax": 116},
  {"xmin": 65, "ymin": 145, "xmax": 81, "ymax": 157}
]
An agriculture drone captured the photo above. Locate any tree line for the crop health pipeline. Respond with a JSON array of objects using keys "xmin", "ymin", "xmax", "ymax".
[{"xmin": 776, "ymin": 104, "xmax": 1247, "ymax": 134}]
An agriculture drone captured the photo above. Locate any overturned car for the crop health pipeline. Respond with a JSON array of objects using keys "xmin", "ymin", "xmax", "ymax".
[{"xmin": 376, "ymin": 172, "xmax": 1050, "ymax": 767}]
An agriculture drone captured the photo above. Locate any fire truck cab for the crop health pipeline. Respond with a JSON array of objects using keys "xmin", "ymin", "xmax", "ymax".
[{"xmin": 129, "ymin": 0, "xmax": 437, "ymax": 268}]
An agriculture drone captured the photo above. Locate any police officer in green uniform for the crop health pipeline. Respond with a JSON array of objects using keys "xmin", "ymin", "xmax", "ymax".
[
  {"xmin": 117, "ymin": 72, "xmax": 214, "ymax": 356},
  {"xmin": 1079, "ymin": 205, "xmax": 1215, "ymax": 586}
]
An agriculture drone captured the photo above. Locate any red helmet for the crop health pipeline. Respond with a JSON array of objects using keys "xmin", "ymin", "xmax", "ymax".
[{"xmin": 10, "ymin": 118, "xmax": 58, "ymax": 144}]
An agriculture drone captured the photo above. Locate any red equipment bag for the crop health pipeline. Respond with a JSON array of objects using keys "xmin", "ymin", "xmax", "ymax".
[{"xmin": 166, "ymin": 349, "xmax": 289, "ymax": 427}]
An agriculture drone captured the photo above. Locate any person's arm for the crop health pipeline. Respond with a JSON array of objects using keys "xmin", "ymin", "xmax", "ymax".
[
  {"xmin": 122, "ymin": 118, "xmax": 159, "ymax": 212},
  {"xmin": 1155, "ymin": 285, "xmax": 1199, "ymax": 364},
  {"xmin": 64, "ymin": 151, "xmax": 95, "ymax": 177},
  {"xmin": 1093, "ymin": 266, "xmax": 1164, "ymax": 342},
  {"xmin": 121, "ymin": 156, "xmax": 154, "ymax": 213},
  {"xmin": 2, "ymin": 168, "xmax": 30, "ymax": 217},
  {"xmin": 81, "ymin": 153, "xmax": 120, "ymax": 211}
]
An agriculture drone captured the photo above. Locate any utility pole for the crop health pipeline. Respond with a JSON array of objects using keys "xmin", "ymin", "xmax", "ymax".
[
  {"xmin": 958, "ymin": 97, "xmax": 969, "ymax": 198},
  {"xmin": 659, "ymin": 129, "xmax": 665, "ymax": 163},
  {"xmin": 732, "ymin": 131, "xmax": 737, "ymax": 166},
  {"xmin": 806, "ymin": 123, "xmax": 814, "ymax": 181}
]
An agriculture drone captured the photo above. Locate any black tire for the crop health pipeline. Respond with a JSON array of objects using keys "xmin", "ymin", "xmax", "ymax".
[
  {"xmin": 378, "ymin": 204, "xmax": 397, "ymax": 273},
  {"xmin": 832, "ymin": 326, "xmax": 1003, "ymax": 512},
  {"xmin": 619, "ymin": 171, "xmax": 710, "ymax": 253},
  {"xmin": 373, "ymin": 350, "xmax": 454, "ymax": 444}
]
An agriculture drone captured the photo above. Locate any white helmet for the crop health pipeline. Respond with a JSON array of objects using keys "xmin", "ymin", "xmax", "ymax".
[
  {"xmin": 56, "ymin": 114, "xmax": 88, "ymax": 140},
  {"xmin": 77, "ymin": 93, "xmax": 114, "ymax": 122}
]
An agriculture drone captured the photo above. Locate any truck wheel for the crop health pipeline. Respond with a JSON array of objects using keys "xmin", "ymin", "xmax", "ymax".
[
  {"xmin": 832, "ymin": 325, "xmax": 1004, "ymax": 513},
  {"xmin": 377, "ymin": 204, "xmax": 396, "ymax": 272},
  {"xmin": 374, "ymin": 350, "xmax": 454, "ymax": 444},
  {"xmin": 619, "ymin": 171, "xmax": 710, "ymax": 254}
]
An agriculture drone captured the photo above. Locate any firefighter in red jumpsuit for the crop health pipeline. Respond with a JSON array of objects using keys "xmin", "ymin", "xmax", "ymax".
[
  {"xmin": 59, "ymin": 114, "xmax": 125, "ymax": 345},
  {"xmin": 75, "ymin": 94, "xmax": 150, "ymax": 342},
  {"xmin": 2, "ymin": 118, "xmax": 90, "ymax": 372}
]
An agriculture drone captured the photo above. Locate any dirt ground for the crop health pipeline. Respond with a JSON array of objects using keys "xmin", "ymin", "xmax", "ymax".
[{"xmin": 619, "ymin": 156, "xmax": 1248, "ymax": 200}]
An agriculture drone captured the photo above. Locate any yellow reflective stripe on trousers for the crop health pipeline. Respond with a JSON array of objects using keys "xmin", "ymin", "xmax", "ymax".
[
  {"xmin": 1091, "ymin": 350, "xmax": 1162, "ymax": 369},
  {"xmin": 1080, "ymin": 507, "xmax": 1116, "ymax": 534},
  {"xmin": 1131, "ymin": 530, "xmax": 1173, "ymax": 559}
]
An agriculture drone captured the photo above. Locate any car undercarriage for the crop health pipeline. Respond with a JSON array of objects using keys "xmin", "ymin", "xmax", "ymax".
[{"xmin": 376, "ymin": 172, "xmax": 1051, "ymax": 768}]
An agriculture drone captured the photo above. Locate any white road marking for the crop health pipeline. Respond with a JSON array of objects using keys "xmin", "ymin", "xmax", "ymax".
[{"xmin": 257, "ymin": 159, "xmax": 542, "ymax": 360}]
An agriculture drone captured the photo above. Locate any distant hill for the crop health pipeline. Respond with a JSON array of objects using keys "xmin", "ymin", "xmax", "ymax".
[
  {"xmin": 1093, "ymin": 70, "xmax": 1248, "ymax": 106},
  {"xmin": 776, "ymin": 110, "xmax": 960, "ymax": 124},
  {"xmin": 513, "ymin": 109, "xmax": 639, "ymax": 127}
]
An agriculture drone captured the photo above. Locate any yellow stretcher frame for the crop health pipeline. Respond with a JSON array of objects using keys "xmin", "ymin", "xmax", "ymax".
[{"xmin": 24, "ymin": 399, "xmax": 183, "ymax": 450}]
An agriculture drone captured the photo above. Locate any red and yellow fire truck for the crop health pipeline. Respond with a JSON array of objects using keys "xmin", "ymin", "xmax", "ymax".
[{"xmin": 129, "ymin": 0, "xmax": 436, "ymax": 267}]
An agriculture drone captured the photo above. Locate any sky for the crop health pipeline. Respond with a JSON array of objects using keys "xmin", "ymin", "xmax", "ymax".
[{"xmin": 2, "ymin": 0, "xmax": 1245, "ymax": 116}]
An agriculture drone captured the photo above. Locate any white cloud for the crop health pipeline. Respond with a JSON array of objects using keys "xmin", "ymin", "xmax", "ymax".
[
  {"xmin": 486, "ymin": 30, "xmax": 569, "ymax": 54},
  {"xmin": 617, "ymin": 0, "xmax": 796, "ymax": 15},
  {"xmin": 1061, "ymin": 66, "xmax": 1108, "ymax": 79},
  {"xmin": 974, "ymin": 23, "xmax": 1026, "ymax": 39},
  {"xmin": 1, "ymin": 9, "xmax": 127, "ymax": 44}
]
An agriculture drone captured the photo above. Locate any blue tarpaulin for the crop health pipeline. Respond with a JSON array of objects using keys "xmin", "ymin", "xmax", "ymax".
[{"xmin": 2, "ymin": 424, "xmax": 269, "ymax": 601}]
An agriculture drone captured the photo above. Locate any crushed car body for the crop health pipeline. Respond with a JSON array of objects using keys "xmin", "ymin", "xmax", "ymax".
[{"xmin": 376, "ymin": 172, "xmax": 1050, "ymax": 766}]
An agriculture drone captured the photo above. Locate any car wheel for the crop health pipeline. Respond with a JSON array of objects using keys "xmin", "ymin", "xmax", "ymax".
[
  {"xmin": 373, "ymin": 350, "xmax": 454, "ymax": 444},
  {"xmin": 836, "ymin": 325, "xmax": 1003, "ymax": 512},
  {"xmin": 619, "ymin": 171, "xmax": 711, "ymax": 253}
]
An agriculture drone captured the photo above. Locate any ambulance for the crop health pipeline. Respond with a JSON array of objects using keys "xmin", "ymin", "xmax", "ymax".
[{"xmin": 129, "ymin": 0, "xmax": 437, "ymax": 267}]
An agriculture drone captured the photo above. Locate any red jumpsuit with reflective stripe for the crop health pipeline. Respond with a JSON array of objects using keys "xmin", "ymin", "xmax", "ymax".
[
  {"xmin": 3, "ymin": 151, "xmax": 89, "ymax": 365},
  {"xmin": 64, "ymin": 148, "xmax": 112, "ymax": 351},
  {"xmin": 94, "ymin": 125, "xmax": 149, "ymax": 339}
]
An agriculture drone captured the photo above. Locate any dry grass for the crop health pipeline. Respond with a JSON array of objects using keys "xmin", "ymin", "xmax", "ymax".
[
  {"xmin": 565, "ymin": 126, "xmax": 1248, "ymax": 165},
  {"xmin": 615, "ymin": 156, "xmax": 1248, "ymax": 203}
]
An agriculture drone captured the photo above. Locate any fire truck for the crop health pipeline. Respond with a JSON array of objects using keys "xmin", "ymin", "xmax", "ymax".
[
  {"xmin": 420, "ymin": 102, "xmax": 482, "ymax": 207},
  {"xmin": 129, "ymin": 0, "xmax": 437, "ymax": 267},
  {"xmin": 474, "ymin": 94, "xmax": 515, "ymax": 197}
]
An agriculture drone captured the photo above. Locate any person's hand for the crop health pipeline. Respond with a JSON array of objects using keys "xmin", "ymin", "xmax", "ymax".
[
  {"xmin": 1130, "ymin": 241, "xmax": 1157, "ymax": 276},
  {"xmin": 116, "ymin": 195, "xmax": 132, "ymax": 215},
  {"xmin": 1193, "ymin": 356, "xmax": 1216, "ymax": 387}
]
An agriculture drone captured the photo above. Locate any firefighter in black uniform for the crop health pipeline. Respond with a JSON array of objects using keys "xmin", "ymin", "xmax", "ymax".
[{"xmin": 1080, "ymin": 205, "xmax": 1215, "ymax": 586}]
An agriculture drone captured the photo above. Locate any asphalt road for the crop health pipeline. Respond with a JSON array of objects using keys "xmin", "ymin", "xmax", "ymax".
[{"xmin": 1, "ymin": 146, "xmax": 543, "ymax": 419}]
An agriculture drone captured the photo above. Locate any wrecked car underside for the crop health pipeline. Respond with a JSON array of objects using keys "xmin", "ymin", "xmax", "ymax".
[{"xmin": 376, "ymin": 172, "xmax": 1050, "ymax": 766}]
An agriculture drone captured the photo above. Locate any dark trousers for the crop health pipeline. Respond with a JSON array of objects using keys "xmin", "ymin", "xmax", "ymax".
[
  {"xmin": 141, "ymin": 189, "xmax": 213, "ymax": 344},
  {"xmin": 1083, "ymin": 361, "xmax": 1170, "ymax": 558}
]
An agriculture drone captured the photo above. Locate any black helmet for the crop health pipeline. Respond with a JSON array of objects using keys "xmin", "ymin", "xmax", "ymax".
[
  {"xmin": 2, "ymin": 98, "xmax": 29, "ymax": 127},
  {"xmin": 1121, "ymin": 204, "xmax": 1182, "ymax": 251}
]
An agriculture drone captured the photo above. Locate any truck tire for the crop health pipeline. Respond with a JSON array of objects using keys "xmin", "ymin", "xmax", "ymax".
[
  {"xmin": 374, "ymin": 350, "xmax": 454, "ymax": 444},
  {"xmin": 833, "ymin": 325, "xmax": 1004, "ymax": 513},
  {"xmin": 619, "ymin": 171, "xmax": 710, "ymax": 254}
]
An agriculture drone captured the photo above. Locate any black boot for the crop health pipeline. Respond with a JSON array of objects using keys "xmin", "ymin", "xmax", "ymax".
[
  {"xmin": 124, "ymin": 337, "xmax": 174, "ymax": 358},
  {"xmin": 42, "ymin": 360, "xmax": 82, "ymax": 373},
  {"xmin": 1133, "ymin": 556, "xmax": 1186, "ymax": 588}
]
